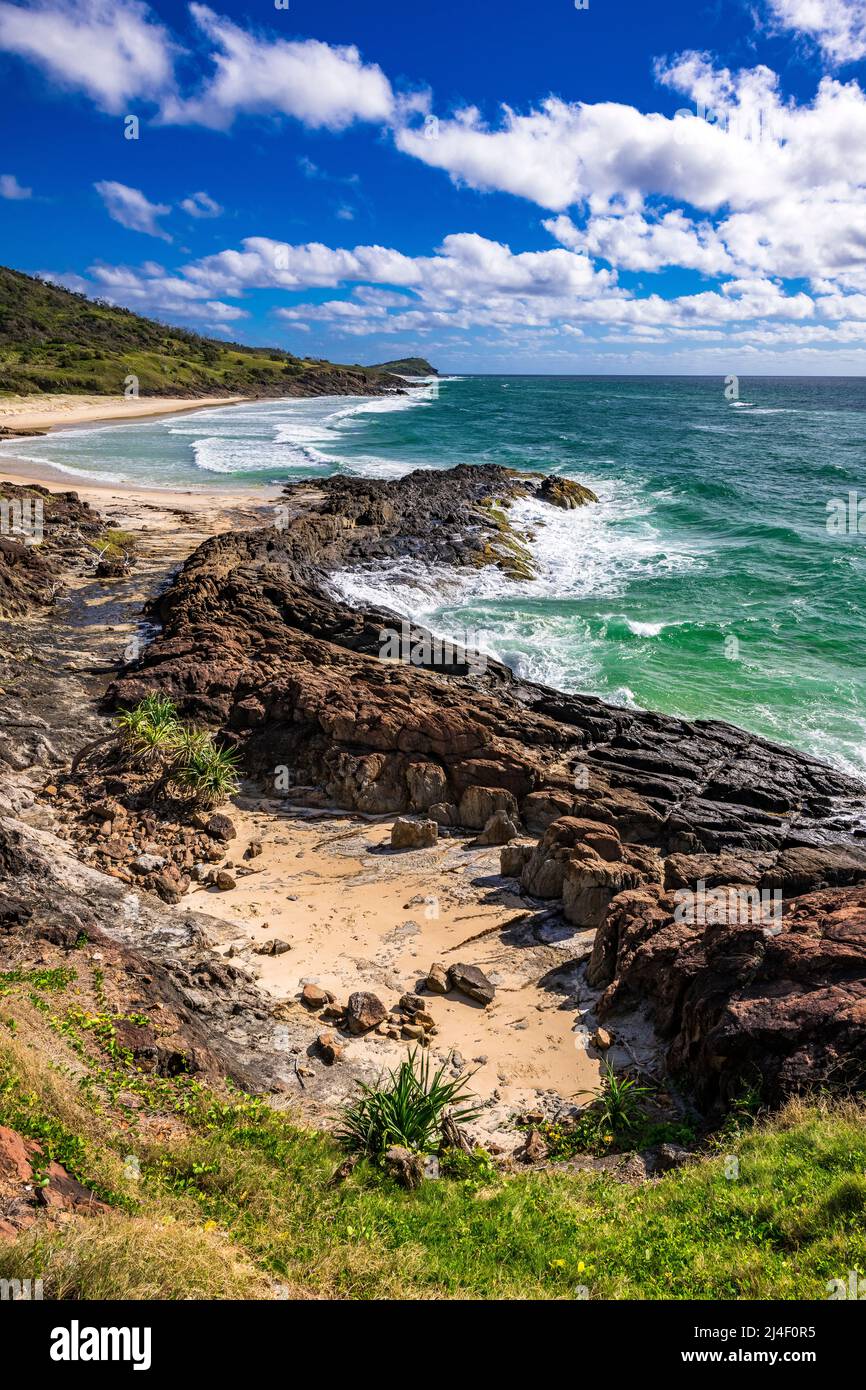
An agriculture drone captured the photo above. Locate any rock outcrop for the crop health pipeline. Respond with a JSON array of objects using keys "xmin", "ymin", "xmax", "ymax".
[
  {"xmin": 589, "ymin": 878, "xmax": 866, "ymax": 1111},
  {"xmin": 15, "ymin": 463, "xmax": 866, "ymax": 1116},
  {"xmin": 0, "ymin": 483, "xmax": 104, "ymax": 616}
]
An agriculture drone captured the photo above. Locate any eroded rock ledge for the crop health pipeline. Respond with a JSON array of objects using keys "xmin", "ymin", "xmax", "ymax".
[
  {"xmin": 94, "ymin": 463, "xmax": 866, "ymax": 1112},
  {"xmin": 0, "ymin": 483, "xmax": 105, "ymax": 617}
]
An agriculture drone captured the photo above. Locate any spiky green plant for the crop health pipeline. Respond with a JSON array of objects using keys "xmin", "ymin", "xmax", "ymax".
[
  {"xmin": 336, "ymin": 1050, "xmax": 481, "ymax": 1158},
  {"xmin": 591, "ymin": 1062, "xmax": 655, "ymax": 1135},
  {"xmin": 114, "ymin": 694, "xmax": 181, "ymax": 764},
  {"xmin": 169, "ymin": 732, "xmax": 240, "ymax": 808}
]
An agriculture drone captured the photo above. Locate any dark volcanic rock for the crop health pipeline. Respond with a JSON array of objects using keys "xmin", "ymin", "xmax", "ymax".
[
  {"xmin": 204, "ymin": 813, "xmax": 236, "ymax": 842},
  {"xmin": 97, "ymin": 463, "xmax": 866, "ymax": 1109},
  {"xmin": 0, "ymin": 483, "xmax": 104, "ymax": 616},
  {"xmin": 592, "ymin": 882, "xmax": 866, "ymax": 1110},
  {"xmin": 345, "ymin": 991, "xmax": 388, "ymax": 1034},
  {"xmin": 448, "ymin": 962, "xmax": 495, "ymax": 1005},
  {"xmin": 105, "ymin": 467, "xmax": 861, "ymax": 866}
]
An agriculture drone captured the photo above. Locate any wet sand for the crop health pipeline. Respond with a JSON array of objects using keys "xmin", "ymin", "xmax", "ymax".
[{"xmin": 0, "ymin": 392, "xmax": 244, "ymax": 433}]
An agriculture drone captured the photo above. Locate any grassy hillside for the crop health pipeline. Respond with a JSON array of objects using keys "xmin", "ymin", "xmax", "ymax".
[
  {"xmin": 0, "ymin": 266, "xmax": 402, "ymax": 399},
  {"xmin": 1, "ymin": 963, "xmax": 864, "ymax": 1300},
  {"xmin": 370, "ymin": 357, "xmax": 438, "ymax": 377}
]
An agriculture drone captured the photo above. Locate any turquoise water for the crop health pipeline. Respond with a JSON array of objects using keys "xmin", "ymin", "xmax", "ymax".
[{"xmin": 4, "ymin": 375, "xmax": 866, "ymax": 774}]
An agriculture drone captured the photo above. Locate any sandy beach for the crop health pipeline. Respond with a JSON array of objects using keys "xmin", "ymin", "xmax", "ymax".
[
  {"xmin": 0, "ymin": 460, "xmax": 277, "ymax": 514},
  {"xmin": 192, "ymin": 797, "xmax": 606, "ymax": 1133},
  {"xmin": 0, "ymin": 391, "xmax": 245, "ymax": 433}
]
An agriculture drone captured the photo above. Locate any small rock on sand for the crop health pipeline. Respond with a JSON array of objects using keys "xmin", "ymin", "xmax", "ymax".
[
  {"xmin": 425, "ymin": 962, "xmax": 449, "ymax": 994},
  {"xmin": 447, "ymin": 962, "xmax": 495, "ymax": 1006},
  {"xmin": 205, "ymin": 813, "xmax": 236, "ymax": 842},
  {"xmin": 301, "ymin": 983, "xmax": 329, "ymax": 1009},
  {"xmin": 390, "ymin": 817, "xmax": 438, "ymax": 850},
  {"xmin": 254, "ymin": 939, "xmax": 291, "ymax": 956},
  {"xmin": 316, "ymin": 1032, "xmax": 343, "ymax": 1065},
  {"xmin": 346, "ymin": 991, "xmax": 388, "ymax": 1034}
]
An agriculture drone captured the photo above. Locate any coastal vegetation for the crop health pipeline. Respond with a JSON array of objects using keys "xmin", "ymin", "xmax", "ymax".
[
  {"xmin": 114, "ymin": 693, "xmax": 240, "ymax": 806},
  {"xmin": 368, "ymin": 357, "xmax": 438, "ymax": 377},
  {"xmin": 336, "ymin": 1050, "xmax": 481, "ymax": 1159},
  {"xmin": 0, "ymin": 973, "xmax": 864, "ymax": 1301},
  {"xmin": 0, "ymin": 266, "xmax": 406, "ymax": 399}
]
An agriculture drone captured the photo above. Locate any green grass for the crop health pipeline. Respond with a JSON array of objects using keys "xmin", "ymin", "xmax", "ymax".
[
  {"xmin": 92, "ymin": 528, "xmax": 137, "ymax": 563},
  {"xmin": 0, "ymin": 976, "xmax": 864, "ymax": 1300}
]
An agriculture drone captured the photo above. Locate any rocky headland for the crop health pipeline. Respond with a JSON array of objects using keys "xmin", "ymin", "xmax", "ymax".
[{"xmin": 2, "ymin": 462, "xmax": 866, "ymax": 1171}]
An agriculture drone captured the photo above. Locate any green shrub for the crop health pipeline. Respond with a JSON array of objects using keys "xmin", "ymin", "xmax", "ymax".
[
  {"xmin": 170, "ymin": 731, "xmax": 240, "ymax": 808},
  {"xmin": 113, "ymin": 695, "xmax": 239, "ymax": 806},
  {"xmin": 115, "ymin": 693, "xmax": 180, "ymax": 763},
  {"xmin": 337, "ymin": 1050, "xmax": 481, "ymax": 1158},
  {"xmin": 591, "ymin": 1062, "xmax": 655, "ymax": 1136}
]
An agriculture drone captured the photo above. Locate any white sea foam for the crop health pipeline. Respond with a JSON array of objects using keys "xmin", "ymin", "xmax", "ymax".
[
  {"xmin": 0, "ymin": 447, "xmax": 129, "ymax": 484},
  {"xmin": 330, "ymin": 478, "xmax": 707, "ymax": 693},
  {"xmin": 177, "ymin": 386, "xmax": 439, "ymax": 475}
]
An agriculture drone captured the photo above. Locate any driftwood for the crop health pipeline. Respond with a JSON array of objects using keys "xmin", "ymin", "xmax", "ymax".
[
  {"xmin": 440, "ymin": 1112, "xmax": 473, "ymax": 1155},
  {"xmin": 69, "ymin": 733, "xmax": 116, "ymax": 774}
]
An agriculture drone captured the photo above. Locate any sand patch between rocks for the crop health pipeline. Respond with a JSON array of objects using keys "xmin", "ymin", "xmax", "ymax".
[{"xmin": 183, "ymin": 798, "xmax": 605, "ymax": 1125}]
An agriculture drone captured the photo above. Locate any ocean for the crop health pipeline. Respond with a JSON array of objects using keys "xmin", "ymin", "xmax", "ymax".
[{"xmin": 4, "ymin": 374, "xmax": 866, "ymax": 775}]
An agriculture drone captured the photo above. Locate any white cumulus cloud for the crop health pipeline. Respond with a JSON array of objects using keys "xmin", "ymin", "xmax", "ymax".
[
  {"xmin": 0, "ymin": 0, "xmax": 176, "ymax": 112},
  {"xmin": 94, "ymin": 180, "xmax": 172, "ymax": 239},
  {"xmin": 160, "ymin": 4, "xmax": 394, "ymax": 130},
  {"xmin": 0, "ymin": 172, "xmax": 31, "ymax": 199},
  {"xmin": 765, "ymin": 0, "xmax": 866, "ymax": 65}
]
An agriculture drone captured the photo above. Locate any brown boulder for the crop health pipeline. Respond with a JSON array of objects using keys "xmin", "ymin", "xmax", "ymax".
[
  {"xmin": 346, "ymin": 991, "xmax": 388, "ymax": 1034},
  {"xmin": 473, "ymin": 810, "xmax": 520, "ymax": 846},
  {"xmin": 447, "ymin": 962, "xmax": 495, "ymax": 1005},
  {"xmin": 457, "ymin": 785, "xmax": 519, "ymax": 831},
  {"xmin": 406, "ymin": 760, "xmax": 449, "ymax": 811},
  {"xmin": 205, "ymin": 813, "xmax": 236, "ymax": 842},
  {"xmin": 562, "ymin": 846, "xmax": 643, "ymax": 928},
  {"xmin": 316, "ymin": 1032, "xmax": 343, "ymax": 1065},
  {"xmin": 595, "ymin": 880, "xmax": 866, "ymax": 1111},
  {"xmin": 425, "ymin": 962, "xmax": 449, "ymax": 994},
  {"xmin": 521, "ymin": 789, "xmax": 573, "ymax": 834},
  {"xmin": 499, "ymin": 840, "xmax": 535, "ymax": 878},
  {"xmin": 391, "ymin": 817, "xmax": 437, "ymax": 850},
  {"xmin": 521, "ymin": 816, "xmax": 622, "ymax": 900}
]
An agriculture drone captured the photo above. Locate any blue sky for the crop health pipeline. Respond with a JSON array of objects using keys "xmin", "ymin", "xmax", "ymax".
[{"xmin": 3, "ymin": 0, "xmax": 866, "ymax": 371}]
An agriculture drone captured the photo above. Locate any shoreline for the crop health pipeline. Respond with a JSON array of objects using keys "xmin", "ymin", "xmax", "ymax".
[
  {"xmin": 0, "ymin": 391, "xmax": 249, "ymax": 434},
  {"xmin": 1, "ymin": 456, "xmax": 863, "ymax": 787},
  {"xmin": 0, "ymin": 458, "xmax": 282, "ymax": 508}
]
